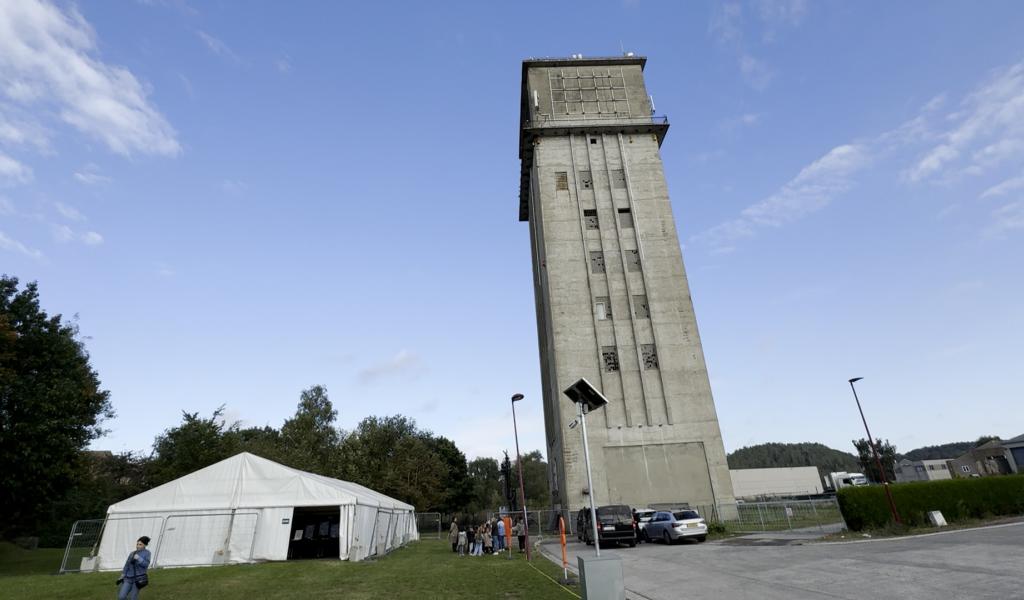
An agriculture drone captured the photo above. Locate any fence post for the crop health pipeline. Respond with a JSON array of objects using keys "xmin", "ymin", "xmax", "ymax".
[
  {"xmin": 784, "ymin": 505, "xmax": 792, "ymax": 530},
  {"xmin": 810, "ymin": 499, "xmax": 822, "ymax": 533},
  {"xmin": 756, "ymin": 503, "xmax": 766, "ymax": 530}
]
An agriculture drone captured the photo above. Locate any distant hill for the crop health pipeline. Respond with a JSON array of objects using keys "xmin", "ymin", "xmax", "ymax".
[
  {"xmin": 900, "ymin": 437, "xmax": 1001, "ymax": 461},
  {"xmin": 727, "ymin": 442, "xmax": 860, "ymax": 474}
]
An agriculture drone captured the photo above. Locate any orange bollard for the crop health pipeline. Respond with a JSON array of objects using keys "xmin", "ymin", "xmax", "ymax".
[{"xmin": 559, "ymin": 516, "xmax": 568, "ymax": 581}]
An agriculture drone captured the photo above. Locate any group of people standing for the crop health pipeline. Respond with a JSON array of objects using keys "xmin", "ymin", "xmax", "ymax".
[{"xmin": 448, "ymin": 517, "xmax": 527, "ymax": 557}]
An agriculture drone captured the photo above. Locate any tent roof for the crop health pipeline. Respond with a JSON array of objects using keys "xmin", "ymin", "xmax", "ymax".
[{"xmin": 108, "ymin": 452, "xmax": 413, "ymax": 514}]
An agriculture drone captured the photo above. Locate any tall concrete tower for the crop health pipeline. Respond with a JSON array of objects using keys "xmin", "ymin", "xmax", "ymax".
[{"xmin": 518, "ymin": 56, "xmax": 735, "ymax": 513}]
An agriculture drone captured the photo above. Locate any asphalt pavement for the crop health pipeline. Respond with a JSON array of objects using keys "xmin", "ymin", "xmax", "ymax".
[{"xmin": 539, "ymin": 521, "xmax": 1024, "ymax": 600}]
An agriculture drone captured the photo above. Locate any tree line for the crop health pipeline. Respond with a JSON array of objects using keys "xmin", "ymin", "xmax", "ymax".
[{"xmin": 0, "ymin": 276, "xmax": 549, "ymax": 546}]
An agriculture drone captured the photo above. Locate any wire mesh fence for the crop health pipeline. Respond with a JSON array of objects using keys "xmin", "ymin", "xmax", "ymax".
[
  {"xmin": 60, "ymin": 516, "xmax": 166, "ymax": 574},
  {"xmin": 414, "ymin": 512, "xmax": 442, "ymax": 540}
]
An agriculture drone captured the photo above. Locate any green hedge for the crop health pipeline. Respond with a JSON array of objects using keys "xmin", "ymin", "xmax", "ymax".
[{"xmin": 837, "ymin": 474, "xmax": 1024, "ymax": 531}]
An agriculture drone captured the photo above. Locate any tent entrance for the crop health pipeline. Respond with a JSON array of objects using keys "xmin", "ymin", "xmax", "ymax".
[{"xmin": 287, "ymin": 506, "xmax": 341, "ymax": 559}]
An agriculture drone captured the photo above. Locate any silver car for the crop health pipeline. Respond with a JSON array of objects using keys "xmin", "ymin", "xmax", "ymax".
[
  {"xmin": 644, "ymin": 510, "xmax": 708, "ymax": 544},
  {"xmin": 634, "ymin": 509, "xmax": 656, "ymax": 542}
]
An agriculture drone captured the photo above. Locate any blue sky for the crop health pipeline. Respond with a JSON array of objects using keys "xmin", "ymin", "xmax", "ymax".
[{"xmin": 1, "ymin": 0, "xmax": 1022, "ymax": 461}]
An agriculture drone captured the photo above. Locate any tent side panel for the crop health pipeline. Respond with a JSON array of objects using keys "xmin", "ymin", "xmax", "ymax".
[
  {"xmin": 349, "ymin": 505, "xmax": 378, "ymax": 562},
  {"xmin": 251, "ymin": 507, "xmax": 293, "ymax": 561},
  {"xmin": 98, "ymin": 513, "xmax": 167, "ymax": 571}
]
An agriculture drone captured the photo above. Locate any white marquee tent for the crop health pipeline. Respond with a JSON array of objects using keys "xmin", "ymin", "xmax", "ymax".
[{"xmin": 94, "ymin": 452, "xmax": 417, "ymax": 570}]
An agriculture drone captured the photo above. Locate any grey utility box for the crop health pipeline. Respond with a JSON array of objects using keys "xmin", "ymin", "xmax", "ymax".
[{"xmin": 578, "ymin": 554, "xmax": 625, "ymax": 600}]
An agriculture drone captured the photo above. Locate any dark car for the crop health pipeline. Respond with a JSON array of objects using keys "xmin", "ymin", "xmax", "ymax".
[{"xmin": 576, "ymin": 505, "xmax": 637, "ymax": 547}]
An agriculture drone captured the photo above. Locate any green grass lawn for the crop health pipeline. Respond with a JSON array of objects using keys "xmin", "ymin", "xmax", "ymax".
[{"xmin": 0, "ymin": 540, "xmax": 580, "ymax": 600}]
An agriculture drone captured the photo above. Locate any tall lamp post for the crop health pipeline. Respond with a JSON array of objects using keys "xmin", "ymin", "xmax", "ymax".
[
  {"xmin": 848, "ymin": 377, "xmax": 901, "ymax": 524},
  {"xmin": 562, "ymin": 378, "xmax": 608, "ymax": 559},
  {"xmin": 511, "ymin": 393, "xmax": 531, "ymax": 560}
]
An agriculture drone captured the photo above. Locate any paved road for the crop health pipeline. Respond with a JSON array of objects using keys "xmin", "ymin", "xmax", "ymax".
[{"xmin": 540, "ymin": 522, "xmax": 1024, "ymax": 600}]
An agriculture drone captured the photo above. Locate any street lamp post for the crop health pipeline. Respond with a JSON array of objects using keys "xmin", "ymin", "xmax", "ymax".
[
  {"xmin": 511, "ymin": 393, "xmax": 531, "ymax": 560},
  {"xmin": 848, "ymin": 377, "xmax": 901, "ymax": 525}
]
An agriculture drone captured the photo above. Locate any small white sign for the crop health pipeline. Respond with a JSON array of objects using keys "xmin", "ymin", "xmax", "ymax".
[
  {"xmin": 785, "ymin": 507, "xmax": 794, "ymax": 517},
  {"xmin": 292, "ymin": 530, "xmax": 303, "ymax": 541}
]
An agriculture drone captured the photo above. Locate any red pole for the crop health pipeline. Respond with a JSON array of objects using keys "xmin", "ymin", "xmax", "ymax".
[{"xmin": 849, "ymin": 379, "xmax": 901, "ymax": 525}]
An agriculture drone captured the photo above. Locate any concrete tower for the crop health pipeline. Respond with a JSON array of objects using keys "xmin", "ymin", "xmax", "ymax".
[{"xmin": 518, "ymin": 56, "xmax": 735, "ymax": 513}]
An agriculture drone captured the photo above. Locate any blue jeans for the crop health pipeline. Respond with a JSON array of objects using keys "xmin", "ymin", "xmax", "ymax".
[
  {"xmin": 118, "ymin": 579, "xmax": 140, "ymax": 600},
  {"xmin": 495, "ymin": 534, "xmax": 504, "ymax": 551}
]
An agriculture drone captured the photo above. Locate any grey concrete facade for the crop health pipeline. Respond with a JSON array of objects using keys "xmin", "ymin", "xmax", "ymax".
[{"xmin": 518, "ymin": 56, "xmax": 734, "ymax": 513}]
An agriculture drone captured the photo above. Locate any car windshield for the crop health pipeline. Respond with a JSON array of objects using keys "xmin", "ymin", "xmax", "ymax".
[
  {"xmin": 673, "ymin": 510, "xmax": 700, "ymax": 520},
  {"xmin": 597, "ymin": 506, "xmax": 631, "ymax": 519}
]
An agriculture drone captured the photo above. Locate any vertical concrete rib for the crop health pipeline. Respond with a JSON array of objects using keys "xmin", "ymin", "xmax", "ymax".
[
  {"xmin": 575, "ymin": 133, "xmax": 630, "ymax": 428},
  {"xmin": 617, "ymin": 133, "xmax": 674, "ymax": 425},
  {"xmin": 601, "ymin": 133, "xmax": 653, "ymax": 427}
]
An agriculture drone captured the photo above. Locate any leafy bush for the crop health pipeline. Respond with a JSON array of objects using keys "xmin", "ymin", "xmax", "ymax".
[{"xmin": 838, "ymin": 475, "xmax": 1024, "ymax": 530}]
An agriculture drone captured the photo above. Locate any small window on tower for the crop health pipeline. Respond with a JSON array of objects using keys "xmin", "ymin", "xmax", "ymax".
[
  {"xmin": 602, "ymin": 346, "xmax": 620, "ymax": 372},
  {"xmin": 589, "ymin": 251, "xmax": 605, "ymax": 274},
  {"xmin": 611, "ymin": 169, "xmax": 626, "ymax": 189},
  {"xmin": 626, "ymin": 250, "xmax": 641, "ymax": 272},
  {"xmin": 580, "ymin": 171, "xmax": 593, "ymax": 190},
  {"xmin": 595, "ymin": 297, "xmax": 612, "ymax": 320},
  {"xmin": 583, "ymin": 209, "xmax": 599, "ymax": 230},
  {"xmin": 618, "ymin": 208, "xmax": 633, "ymax": 228},
  {"xmin": 555, "ymin": 172, "xmax": 569, "ymax": 191},
  {"xmin": 633, "ymin": 295, "xmax": 649, "ymax": 319},
  {"xmin": 590, "ymin": 137, "xmax": 598, "ymax": 144},
  {"xmin": 641, "ymin": 344, "xmax": 659, "ymax": 370}
]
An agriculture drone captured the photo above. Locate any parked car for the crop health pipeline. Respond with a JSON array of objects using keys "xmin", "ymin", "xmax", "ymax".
[
  {"xmin": 633, "ymin": 509, "xmax": 656, "ymax": 542},
  {"xmin": 576, "ymin": 505, "xmax": 637, "ymax": 547},
  {"xmin": 643, "ymin": 509, "xmax": 708, "ymax": 544}
]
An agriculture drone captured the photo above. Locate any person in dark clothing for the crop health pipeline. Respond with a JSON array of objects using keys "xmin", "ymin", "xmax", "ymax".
[{"xmin": 465, "ymin": 524, "xmax": 476, "ymax": 555}]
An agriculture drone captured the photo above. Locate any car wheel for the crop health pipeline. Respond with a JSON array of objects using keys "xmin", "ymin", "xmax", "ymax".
[
  {"xmin": 628, "ymin": 540, "xmax": 636, "ymax": 548},
  {"xmin": 697, "ymin": 536, "xmax": 706, "ymax": 543},
  {"xmin": 662, "ymin": 530, "xmax": 672, "ymax": 545}
]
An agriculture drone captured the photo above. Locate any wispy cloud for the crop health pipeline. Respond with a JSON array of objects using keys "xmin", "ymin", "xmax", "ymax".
[
  {"xmin": 52, "ymin": 222, "xmax": 102, "ymax": 245},
  {"xmin": 985, "ymin": 201, "xmax": 1024, "ymax": 238},
  {"xmin": 356, "ymin": 350, "xmax": 423, "ymax": 385},
  {"xmin": 0, "ymin": 151, "xmax": 33, "ymax": 185},
  {"xmin": 0, "ymin": 0, "xmax": 181, "ymax": 157},
  {"xmin": 0, "ymin": 109, "xmax": 50, "ymax": 151},
  {"xmin": 980, "ymin": 173, "xmax": 1024, "ymax": 199},
  {"xmin": 755, "ymin": 0, "xmax": 808, "ymax": 41},
  {"xmin": 0, "ymin": 196, "xmax": 13, "ymax": 215},
  {"xmin": 197, "ymin": 30, "xmax": 241, "ymax": 64},
  {"xmin": 904, "ymin": 61, "xmax": 1024, "ymax": 183},
  {"xmin": 54, "ymin": 201, "xmax": 84, "ymax": 221},
  {"xmin": 274, "ymin": 57, "xmax": 292, "ymax": 74},
  {"xmin": 693, "ymin": 144, "xmax": 869, "ymax": 250},
  {"xmin": 709, "ymin": 0, "xmax": 804, "ymax": 89},
  {"xmin": 0, "ymin": 231, "xmax": 44, "ymax": 259},
  {"xmin": 73, "ymin": 163, "xmax": 111, "ymax": 185}
]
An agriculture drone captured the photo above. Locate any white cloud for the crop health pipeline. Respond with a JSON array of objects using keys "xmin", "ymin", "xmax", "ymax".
[
  {"xmin": 81, "ymin": 230, "xmax": 103, "ymax": 245},
  {"xmin": 0, "ymin": 0, "xmax": 180, "ymax": 157},
  {"xmin": 905, "ymin": 61, "xmax": 1024, "ymax": 183},
  {"xmin": 74, "ymin": 163, "xmax": 111, "ymax": 185},
  {"xmin": 0, "ymin": 151, "xmax": 32, "ymax": 185},
  {"xmin": 694, "ymin": 144, "xmax": 869, "ymax": 249},
  {"xmin": 0, "ymin": 230, "xmax": 43, "ymax": 259},
  {"xmin": 739, "ymin": 54, "xmax": 774, "ymax": 90},
  {"xmin": 54, "ymin": 201, "xmax": 84, "ymax": 221},
  {"xmin": 980, "ymin": 174, "xmax": 1024, "ymax": 199},
  {"xmin": 709, "ymin": 2, "xmax": 743, "ymax": 45},
  {"xmin": 197, "ymin": 30, "xmax": 241, "ymax": 64},
  {"xmin": 357, "ymin": 350, "xmax": 423, "ymax": 385},
  {"xmin": 274, "ymin": 57, "xmax": 292, "ymax": 73},
  {"xmin": 755, "ymin": 0, "xmax": 807, "ymax": 27},
  {"xmin": 0, "ymin": 109, "xmax": 50, "ymax": 151},
  {"xmin": 985, "ymin": 201, "xmax": 1024, "ymax": 237}
]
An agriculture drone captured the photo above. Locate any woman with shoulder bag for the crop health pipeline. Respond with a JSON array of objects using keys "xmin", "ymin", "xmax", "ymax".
[{"xmin": 116, "ymin": 536, "xmax": 152, "ymax": 600}]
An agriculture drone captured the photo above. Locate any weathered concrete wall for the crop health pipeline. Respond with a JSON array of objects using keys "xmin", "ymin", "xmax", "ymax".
[{"xmin": 522, "ymin": 57, "xmax": 735, "ymax": 513}]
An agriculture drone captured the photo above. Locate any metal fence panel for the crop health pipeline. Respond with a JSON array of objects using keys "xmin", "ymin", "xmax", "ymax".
[
  {"xmin": 60, "ymin": 516, "xmax": 166, "ymax": 574},
  {"xmin": 414, "ymin": 512, "xmax": 442, "ymax": 540}
]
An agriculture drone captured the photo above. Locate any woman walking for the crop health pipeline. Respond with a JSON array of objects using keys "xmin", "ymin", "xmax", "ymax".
[
  {"xmin": 473, "ymin": 524, "xmax": 484, "ymax": 556},
  {"xmin": 116, "ymin": 536, "xmax": 151, "ymax": 600},
  {"xmin": 449, "ymin": 518, "xmax": 459, "ymax": 552}
]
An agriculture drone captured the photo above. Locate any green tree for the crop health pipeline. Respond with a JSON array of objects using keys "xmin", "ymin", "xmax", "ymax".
[
  {"xmin": 510, "ymin": 450, "xmax": 551, "ymax": 509},
  {"xmin": 0, "ymin": 277, "xmax": 114, "ymax": 538},
  {"xmin": 727, "ymin": 442, "xmax": 861, "ymax": 473},
  {"xmin": 339, "ymin": 415, "xmax": 447, "ymax": 511},
  {"xmin": 852, "ymin": 438, "xmax": 898, "ymax": 483},
  {"xmin": 466, "ymin": 457, "xmax": 502, "ymax": 514},
  {"xmin": 148, "ymin": 406, "xmax": 240, "ymax": 485},
  {"xmin": 279, "ymin": 385, "xmax": 341, "ymax": 473},
  {"xmin": 424, "ymin": 436, "xmax": 471, "ymax": 514}
]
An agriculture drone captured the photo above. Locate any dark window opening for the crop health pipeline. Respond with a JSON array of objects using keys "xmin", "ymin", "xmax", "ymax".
[
  {"xmin": 555, "ymin": 172, "xmax": 569, "ymax": 191},
  {"xmin": 618, "ymin": 208, "xmax": 633, "ymax": 228},
  {"xmin": 580, "ymin": 170, "xmax": 593, "ymax": 190},
  {"xmin": 641, "ymin": 344, "xmax": 659, "ymax": 370},
  {"xmin": 602, "ymin": 346, "xmax": 620, "ymax": 372},
  {"xmin": 590, "ymin": 138, "xmax": 598, "ymax": 144},
  {"xmin": 583, "ymin": 209, "xmax": 599, "ymax": 229},
  {"xmin": 590, "ymin": 251, "xmax": 605, "ymax": 273}
]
